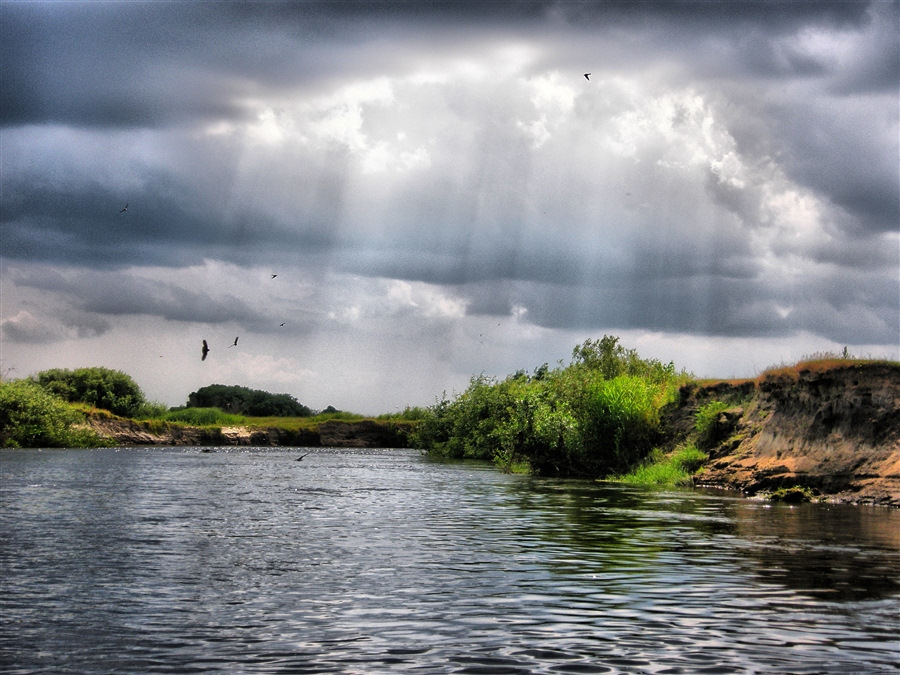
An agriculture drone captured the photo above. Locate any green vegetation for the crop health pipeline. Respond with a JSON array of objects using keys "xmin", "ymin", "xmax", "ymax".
[
  {"xmin": 766, "ymin": 486, "xmax": 821, "ymax": 504},
  {"xmin": 695, "ymin": 400, "xmax": 732, "ymax": 445},
  {"xmin": 413, "ymin": 335, "xmax": 690, "ymax": 477},
  {"xmin": 610, "ymin": 445, "xmax": 708, "ymax": 486},
  {"xmin": 33, "ymin": 367, "xmax": 146, "ymax": 418},
  {"xmin": 376, "ymin": 406, "xmax": 428, "ymax": 422},
  {"xmin": 187, "ymin": 383, "xmax": 311, "ymax": 417},
  {"xmin": 0, "ymin": 379, "xmax": 111, "ymax": 448},
  {"xmin": 162, "ymin": 407, "xmax": 248, "ymax": 426},
  {"xmin": 760, "ymin": 349, "xmax": 899, "ymax": 380}
]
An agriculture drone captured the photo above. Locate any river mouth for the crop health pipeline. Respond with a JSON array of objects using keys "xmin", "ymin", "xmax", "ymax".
[{"xmin": 2, "ymin": 446, "xmax": 899, "ymax": 673}]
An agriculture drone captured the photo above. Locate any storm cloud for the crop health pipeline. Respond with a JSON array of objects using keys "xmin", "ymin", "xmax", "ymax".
[{"xmin": 1, "ymin": 1, "xmax": 897, "ymax": 413}]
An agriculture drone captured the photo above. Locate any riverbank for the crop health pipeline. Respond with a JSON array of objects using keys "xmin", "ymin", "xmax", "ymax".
[
  {"xmin": 662, "ymin": 362, "xmax": 899, "ymax": 506},
  {"xmin": 52, "ymin": 361, "xmax": 900, "ymax": 506},
  {"xmin": 85, "ymin": 416, "xmax": 411, "ymax": 449}
]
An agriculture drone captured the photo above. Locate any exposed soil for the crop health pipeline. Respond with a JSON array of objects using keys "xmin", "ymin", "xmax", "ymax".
[
  {"xmin": 663, "ymin": 363, "xmax": 900, "ymax": 506},
  {"xmin": 86, "ymin": 417, "xmax": 409, "ymax": 449}
]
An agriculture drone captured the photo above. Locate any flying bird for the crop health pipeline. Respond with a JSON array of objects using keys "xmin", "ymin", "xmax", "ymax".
[
  {"xmin": 279, "ymin": 322, "xmax": 285, "ymax": 327},
  {"xmin": 584, "ymin": 73, "xmax": 590, "ymax": 81},
  {"xmin": 271, "ymin": 274, "xmax": 278, "ymax": 279},
  {"xmin": 201, "ymin": 340, "xmax": 210, "ymax": 361},
  {"xmin": 295, "ymin": 453, "xmax": 309, "ymax": 462},
  {"xmin": 119, "ymin": 203, "xmax": 128, "ymax": 213},
  {"xmin": 229, "ymin": 336, "xmax": 239, "ymax": 348}
]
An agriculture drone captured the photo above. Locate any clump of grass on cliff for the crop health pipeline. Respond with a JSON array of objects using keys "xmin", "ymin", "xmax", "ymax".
[
  {"xmin": 0, "ymin": 379, "xmax": 112, "ymax": 448},
  {"xmin": 760, "ymin": 349, "xmax": 899, "ymax": 380},
  {"xmin": 610, "ymin": 445, "xmax": 708, "ymax": 486}
]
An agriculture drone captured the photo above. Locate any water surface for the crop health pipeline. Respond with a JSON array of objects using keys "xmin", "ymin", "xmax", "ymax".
[{"xmin": 2, "ymin": 447, "xmax": 898, "ymax": 673}]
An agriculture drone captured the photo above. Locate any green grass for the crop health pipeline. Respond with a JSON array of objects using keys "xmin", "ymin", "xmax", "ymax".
[
  {"xmin": 162, "ymin": 407, "xmax": 247, "ymax": 426},
  {"xmin": 695, "ymin": 400, "xmax": 732, "ymax": 443},
  {"xmin": 609, "ymin": 445, "xmax": 708, "ymax": 486}
]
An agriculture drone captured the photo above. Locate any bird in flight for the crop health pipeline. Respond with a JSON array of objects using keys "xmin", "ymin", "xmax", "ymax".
[
  {"xmin": 229, "ymin": 336, "xmax": 238, "ymax": 348},
  {"xmin": 584, "ymin": 73, "xmax": 591, "ymax": 81},
  {"xmin": 201, "ymin": 340, "xmax": 210, "ymax": 361},
  {"xmin": 271, "ymin": 274, "xmax": 278, "ymax": 279},
  {"xmin": 279, "ymin": 322, "xmax": 285, "ymax": 327},
  {"xmin": 295, "ymin": 453, "xmax": 309, "ymax": 462},
  {"xmin": 119, "ymin": 203, "xmax": 128, "ymax": 213}
]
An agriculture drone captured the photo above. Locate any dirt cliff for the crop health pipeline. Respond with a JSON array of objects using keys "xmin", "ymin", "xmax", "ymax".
[{"xmin": 664, "ymin": 362, "xmax": 900, "ymax": 505}]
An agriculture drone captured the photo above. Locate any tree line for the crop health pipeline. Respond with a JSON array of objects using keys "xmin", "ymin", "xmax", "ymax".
[{"xmin": 1, "ymin": 367, "xmax": 317, "ymax": 447}]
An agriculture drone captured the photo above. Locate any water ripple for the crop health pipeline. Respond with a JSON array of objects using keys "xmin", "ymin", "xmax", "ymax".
[{"xmin": 2, "ymin": 447, "xmax": 898, "ymax": 673}]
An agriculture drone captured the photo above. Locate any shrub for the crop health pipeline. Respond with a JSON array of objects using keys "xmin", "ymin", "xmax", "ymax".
[
  {"xmin": 0, "ymin": 380, "xmax": 110, "ymax": 448},
  {"xmin": 671, "ymin": 445, "xmax": 708, "ymax": 473},
  {"xmin": 132, "ymin": 401, "xmax": 169, "ymax": 419},
  {"xmin": 574, "ymin": 374, "xmax": 666, "ymax": 473},
  {"xmin": 33, "ymin": 367, "xmax": 146, "ymax": 418},
  {"xmin": 187, "ymin": 384, "xmax": 311, "ymax": 417},
  {"xmin": 413, "ymin": 336, "xmax": 684, "ymax": 477}
]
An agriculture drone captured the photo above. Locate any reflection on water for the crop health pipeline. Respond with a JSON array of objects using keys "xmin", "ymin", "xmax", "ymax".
[{"xmin": 2, "ymin": 447, "xmax": 898, "ymax": 673}]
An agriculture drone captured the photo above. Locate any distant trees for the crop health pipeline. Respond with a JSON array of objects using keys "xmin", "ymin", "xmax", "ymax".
[
  {"xmin": 186, "ymin": 384, "xmax": 311, "ymax": 417},
  {"xmin": 32, "ymin": 367, "xmax": 146, "ymax": 418}
]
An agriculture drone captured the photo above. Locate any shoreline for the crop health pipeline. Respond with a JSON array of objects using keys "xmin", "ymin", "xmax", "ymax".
[{"xmin": 60, "ymin": 362, "xmax": 900, "ymax": 507}]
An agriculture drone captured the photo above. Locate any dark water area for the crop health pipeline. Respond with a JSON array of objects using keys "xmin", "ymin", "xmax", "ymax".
[{"xmin": 1, "ymin": 447, "xmax": 898, "ymax": 674}]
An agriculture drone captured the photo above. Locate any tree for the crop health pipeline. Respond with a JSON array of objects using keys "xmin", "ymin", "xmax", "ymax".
[
  {"xmin": 571, "ymin": 335, "xmax": 624, "ymax": 379},
  {"xmin": 187, "ymin": 384, "xmax": 311, "ymax": 417},
  {"xmin": 33, "ymin": 367, "xmax": 146, "ymax": 418}
]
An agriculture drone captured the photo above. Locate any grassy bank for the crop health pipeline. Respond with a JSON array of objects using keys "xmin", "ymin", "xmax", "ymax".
[{"xmin": 413, "ymin": 344, "xmax": 897, "ymax": 484}]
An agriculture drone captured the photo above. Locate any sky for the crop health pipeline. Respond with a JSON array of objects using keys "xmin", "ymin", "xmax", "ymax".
[{"xmin": 1, "ymin": 1, "xmax": 898, "ymax": 415}]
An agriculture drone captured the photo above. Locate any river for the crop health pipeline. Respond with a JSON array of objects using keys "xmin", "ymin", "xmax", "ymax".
[{"xmin": 1, "ymin": 447, "xmax": 898, "ymax": 673}]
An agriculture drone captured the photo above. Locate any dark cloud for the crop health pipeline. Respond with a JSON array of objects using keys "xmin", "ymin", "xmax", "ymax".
[
  {"xmin": 0, "ymin": 305, "xmax": 111, "ymax": 344},
  {"xmin": 1, "ymin": 1, "xmax": 884, "ymax": 129},
  {"xmin": 0, "ymin": 0, "xmax": 896, "ymax": 411},
  {"xmin": 9, "ymin": 267, "xmax": 271, "ymax": 328},
  {"xmin": 772, "ymin": 98, "xmax": 899, "ymax": 234}
]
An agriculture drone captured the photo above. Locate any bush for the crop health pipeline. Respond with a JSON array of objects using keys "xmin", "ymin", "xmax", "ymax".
[
  {"xmin": 33, "ymin": 367, "xmax": 146, "ymax": 417},
  {"xmin": 671, "ymin": 445, "xmax": 708, "ymax": 473},
  {"xmin": 413, "ymin": 337, "xmax": 685, "ymax": 477},
  {"xmin": 572, "ymin": 374, "xmax": 667, "ymax": 474},
  {"xmin": 0, "ymin": 380, "xmax": 110, "ymax": 448},
  {"xmin": 132, "ymin": 401, "xmax": 169, "ymax": 419}
]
